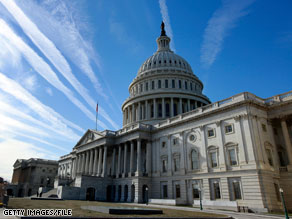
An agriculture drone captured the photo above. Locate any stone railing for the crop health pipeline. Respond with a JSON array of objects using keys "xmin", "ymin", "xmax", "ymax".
[
  {"xmin": 153, "ymin": 91, "xmax": 292, "ymax": 129},
  {"xmin": 116, "ymin": 122, "xmax": 152, "ymax": 135}
]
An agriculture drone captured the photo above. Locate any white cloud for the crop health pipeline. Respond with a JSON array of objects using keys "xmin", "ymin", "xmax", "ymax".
[
  {"xmin": 0, "ymin": 0, "xmax": 119, "ymax": 130},
  {"xmin": 0, "ymin": 72, "xmax": 83, "ymax": 141},
  {"xmin": 23, "ymin": 73, "xmax": 38, "ymax": 92},
  {"xmin": 0, "ymin": 137, "xmax": 58, "ymax": 181},
  {"xmin": 46, "ymin": 87, "xmax": 53, "ymax": 96},
  {"xmin": 200, "ymin": 0, "xmax": 254, "ymax": 68},
  {"xmin": 159, "ymin": 0, "xmax": 175, "ymax": 51},
  {"xmin": 0, "ymin": 35, "xmax": 21, "ymax": 69}
]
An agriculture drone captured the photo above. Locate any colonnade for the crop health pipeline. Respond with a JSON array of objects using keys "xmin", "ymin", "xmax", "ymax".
[
  {"xmin": 65, "ymin": 139, "xmax": 151, "ymax": 179},
  {"xmin": 123, "ymin": 97, "xmax": 202, "ymax": 125}
]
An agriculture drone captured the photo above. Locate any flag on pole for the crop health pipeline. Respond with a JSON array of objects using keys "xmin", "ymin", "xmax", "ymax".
[{"xmin": 96, "ymin": 102, "xmax": 98, "ymax": 130}]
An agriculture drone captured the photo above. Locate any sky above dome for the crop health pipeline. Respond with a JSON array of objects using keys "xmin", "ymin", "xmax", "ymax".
[{"xmin": 0, "ymin": 0, "xmax": 292, "ymax": 180}]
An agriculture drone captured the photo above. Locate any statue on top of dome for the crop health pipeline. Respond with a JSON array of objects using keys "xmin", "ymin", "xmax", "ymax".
[{"xmin": 160, "ymin": 21, "xmax": 166, "ymax": 36}]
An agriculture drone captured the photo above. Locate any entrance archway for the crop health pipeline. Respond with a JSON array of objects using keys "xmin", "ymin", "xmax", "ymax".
[
  {"xmin": 86, "ymin": 187, "xmax": 95, "ymax": 201},
  {"xmin": 142, "ymin": 185, "xmax": 149, "ymax": 203},
  {"xmin": 124, "ymin": 185, "xmax": 128, "ymax": 202},
  {"xmin": 131, "ymin": 184, "xmax": 135, "ymax": 202},
  {"xmin": 118, "ymin": 185, "xmax": 121, "ymax": 201},
  {"xmin": 106, "ymin": 185, "xmax": 112, "ymax": 201}
]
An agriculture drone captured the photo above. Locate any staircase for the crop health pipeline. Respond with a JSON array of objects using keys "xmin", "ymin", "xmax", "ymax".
[{"xmin": 30, "ymin": 188, "xmax": 58, "ymax": 198}]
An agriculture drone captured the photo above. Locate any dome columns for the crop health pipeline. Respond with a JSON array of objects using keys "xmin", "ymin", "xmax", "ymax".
[{"xmin": 122, "ymin": 97, "xmax": 206, "ymax": 126}]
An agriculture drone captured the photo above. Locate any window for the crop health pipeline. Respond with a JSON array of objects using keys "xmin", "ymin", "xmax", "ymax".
[
  {"xmin": 175, "ymin": 184, "xmax": 181, "ymax": 198},
  {"xmin": 151, "ymin": 104, "xmax": 154, "ymax": 118},
  {"xmin": 207, "ymin": 129, "xmax": 215, "ymax": 138},
  {"xmin": 210, "ymin": 152, "xmax": 218, "ymax": 168},
  {"xmin": 228, "ymin": 148, "xmax": 237, "ymax": 166},
  {"xmin": 185, "ymin": 81, "xmax": 188, "ymax": 90},
  {"xmin": 193, "ymin": 185, "xmax": 200, "ymax": 199},
  {"xmin": 225, "ymin": 124, "xmax": 233, "ymax": 134},
  {"xmin": 152, "ymin": 81, "xmax": 155, "ymax": 89},
  {"xmin": 140, "ymin": 84, "xmax": 143, "ymax": 92},
  {"xmin": 165, "ymin": 79, "xmax": 168, "ymax": 88},
  {"xmin": 232, "ymin": 181, "xmax": 241, "ymax": 199},
  {"xmin": 274, "ymin": 183, "xmax": 281, "ymax": 201},
  {"xmin": 145, "ymin": 82, "xmax": 148, "ymax": 91},
  {"xmin": 163, "ymin": 185, "xmax": 168, "ymax": 198},
  {"xmin": 179, "ymin": 80, "xmax": 182, "ymax": 88},
  {"xmin": 173, "ymin": 138, "xmax": 177, "ymax": 145},
  {"xmin": 213, "ymin": 181, "xmax": 221, "ymax": 199},
  {"xmin": 266, "ymin": 149, "xmax": 273, "ymax": 166},
  {"xmin": 190, "ymin": 83, "xmax": 193, "ymax": 90},
  {"xmin": 189, "ymin": 134, "xmax": 195, "ymax": 142},
  {"xmin": 262, "ymin": 124, "xmax": 267, "ymax": 132},
  {"xmin": 172, "ymin": 80, "xmax": 175, "ymax": 88},
  {"xmin": 278, "ymin": 151, "xmax": 286, "ymax": 167},
  {"xmin": 273, "ymin": 128, "xmax": 278, "ymax": 135},
  {"xmin": 173, "ymin": 103, "xmax": 177, "ymax": 116},
  {"xmin": 174, "ymin": 157, "xmax": 180, "ymax": 171},
  {"xmin": 191, "ymin": 150, "xmax": 199, "ymax": 170},
  {"xmin": 158, "ymin": 80, "xmax": 161, "ymax": 88},
  {"xmin": 162, "ymin": 141, "xmax": 166, "ymax": 148},
  {"xmin": 162, "ymin": 160, "xmax": 167, "ymax": 172}
]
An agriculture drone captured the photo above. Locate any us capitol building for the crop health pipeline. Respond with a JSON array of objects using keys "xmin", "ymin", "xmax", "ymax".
[{"xmin": 55, "ymin": 23, "xmax": 292, "ymax": 213}]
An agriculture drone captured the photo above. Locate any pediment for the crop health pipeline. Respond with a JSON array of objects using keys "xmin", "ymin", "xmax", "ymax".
[{"xmin": 74, "ymin": 129, "xmax": 104, "ymax": 147}]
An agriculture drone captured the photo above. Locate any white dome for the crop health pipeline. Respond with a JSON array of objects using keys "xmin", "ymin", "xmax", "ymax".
[{"xmin": 137, "ymin": 50, "xmax": 193, "ymax": 76}]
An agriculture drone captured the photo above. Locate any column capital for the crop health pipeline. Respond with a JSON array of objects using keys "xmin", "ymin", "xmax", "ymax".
[
  {"xmin": 234, "ymin": 115, "xmax": 241, "ymax": 122},
  {"xmin": 199, "ymin": 125, "xmax": 205, "ymax": 131},
  {"xmin": 215, "ymin": 120, "xmax": 222, "ymax": 127}
]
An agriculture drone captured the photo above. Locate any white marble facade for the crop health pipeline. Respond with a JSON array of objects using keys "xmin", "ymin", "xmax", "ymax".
[{"xmin": 56, "ymin": 24, "xmax": 292, "ymax": 213}]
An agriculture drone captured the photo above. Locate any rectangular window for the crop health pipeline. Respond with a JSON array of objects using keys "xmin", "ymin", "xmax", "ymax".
[
  {"xmin": 210, "ymin": 152, "xmax": 217, "ymax": 168},
  {"xmin": 175, "ymin": 184, "xmax": 181, "ymax": 198},
  {"xmin": 190, "ymin": 82, "xmax": 193, "ymax": 90},
  {"xmin": 266, "ymin": 149, "xmax": 274, "ymax": 166},
  {"xmin": 140, "ymin": 84, "xmax": 143, "ymax": 92},
  {"xmin": 163, "ymin": 185, "xmax": 168, "ymax": 198},
  {"xmin": 172, "ymin": 79, "xmax": 175, "ymax": 88},
  {"xmin": 185, "ymin": 81, "xmax": 188, "ymax": 90},
  {"xmin": 158, "ymin": 80, "xmax": 161, "ymax": 88},
  {"xmin": 162, "ymin": 160, "xmax": 167, "ymax": 172},
  {"xmin": 179, "ymin": 80, "xmax": 182, "ymax": 88},
  {"xmin": 174, "ymin": 158, "xmax": 180, "ymax": 171},
  {"xmin": 162, "ymin": 141, "xmax": 166, "ymax": 148},
  {"xmin": 193, "ymin": 185, "xmax": 200, "ymax": 199},
  {"xmin": 213, "ymin": 182, "xmax": 221, "ymax": 199},
  {"xmin": 145, "ymin": 82, "xmax": 148, "ymax": 91},
  {"xmin": 233, "ymin": 181, "xmax": 242, "ymax": 200},
  {"xmin": 165, "ymin": 79, "xmax": 168, "ymax": 88},
  {"xmin": 173, "ymin": 138, "xmax": 177, "ymax": 145},
  {"xmin": 225, "ymin": 124, "xmax": 233, "ymax": 134},
  {"xmin": 152, "ymin": 81, "xmax": 155, "ymax": 89},
  {"xmin": 228, "ymin": 148, "xmax": 237, "ymax": 166},
  {"xmin": 208, "ymin": 129, "xmax": 215, "ymax": 137}
]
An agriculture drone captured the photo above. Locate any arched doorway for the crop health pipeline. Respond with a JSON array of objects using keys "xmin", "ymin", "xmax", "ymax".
[
  {"xmin": 28, "ymin": 189, "xmax": 32, "ymax": 197},
  {"xmin": 118, "ymin": 185, "xmax": 121, "ymax": 201},
  {"xmin": 124, "ymin": 185, "xmax": 128, "ymax": 202},
  {"xmin": 106, "ymin": 185, "xmax": 112, "ymax": 201},
  {"xmin": 86, "ymin": 187, "xmax": 95, "ymax": 201},
  {"xmin": 131, "ymin": 184, "xmax": 135, "ymax": 202},
  {"xmin": 7, "ymin": 189, "xmax": 13, "ymax": 196},
  {"xmin": 142, "ymin": 185, "xmax": 149, "ymax": 203}
]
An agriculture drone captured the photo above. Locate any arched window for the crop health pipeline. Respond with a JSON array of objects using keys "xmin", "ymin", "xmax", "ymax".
[{"xmin": 191, "ymin": 150, "xmax": 199, "ymax": 170}]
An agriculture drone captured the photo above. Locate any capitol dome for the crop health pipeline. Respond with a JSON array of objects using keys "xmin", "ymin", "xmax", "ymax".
[{"xmin": 122, "ymin": 22, "xmax": 210, "ymax": 126}]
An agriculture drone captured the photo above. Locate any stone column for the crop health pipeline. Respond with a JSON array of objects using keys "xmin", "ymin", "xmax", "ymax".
[
  {"xmin": 199, "ymin": 126, "xmax": 208, "ymax": 171},
  {"xmin": 111, "ymin": 147, "xmax": 116, "ymax": 176},
  {"xmin": 153, "ymin": 98, "xmax": 157, "ymax": 119},
  {"xmin": 132, "ymin": 104, "xmax": 135, "ymax": 122},
  {"xmin": 89, "ymin": 149, "xmax": 94, "ymax": 175},
  {"xmin": 64, "ymin": 163, "xmax": 68, "ymax": 178},
  {"xmin": 81, "ymin": 153, "xmax": 85, "ymax": 174},
  {"xmin": 179, "ymin": 98, "xmax": 182, "ymax": 114},
  {"xmin": 234, "ymin": 116, "xmax": 247, "ymax": 164},
  {"xmin": 136, "ymin": 139, "xmax": 141, "ymax": 176},
  {"xmin": 170, "ymin": 98, "xmax": 174, "ymax": 117},
  {"xmin": 145, "ymin": 100, "xmax": 149, "ymax": 120},
  {"xmin": 187, "ymin": 99, "xmax": 190, "ymax": 112},
  {"xmin": 138, "ymin": 102, "xmax": 141, "ymax": 121},
  {"xmin": 75, "ymin": 154, "xmax": 80, "ymax": 175},
  {"xmin": 216, "ymin": 121, "xmax": 226, "ymax": 171},
  {"xmin": 146, "ymin": 142, "xmax": 151, "ymax": 176},
  {"xmin": 93, "ymin": 148, "xmax": 98, "ymax": 176},
  {"xmin": 129, "ymin": 141, "xmax": 134, "ymax": 176},
  {"xmin": 281, "ymin": 119, "xmax": 292, "ymax": 170},
  {"xmin": 71, "ymin": 159, "xmax": 75, "ymax": 178},
  {"xmin": 141, "ymin": 103, "xmax": 144, "ymax": 120},
  {"xmin": 123, "ymin": 143, "xmax": 128, "ymax": 177},
  {"xmin": 85, "ymin": 150, "xmax": 89, "ymax": 175},
  {"xmin": 102, "ymin": 146, "xmax": 108, "ymax": 177},
  {"xmin": 97, "ymin": 147, "xmax": 103, "ymax": 176},
  {"xmin": 117, "ymin": 145, "xmax": 122, "ymax": 178},
  {"xmin": 162, "ymin": 98, "xmax": 165, "ymax": 118}
]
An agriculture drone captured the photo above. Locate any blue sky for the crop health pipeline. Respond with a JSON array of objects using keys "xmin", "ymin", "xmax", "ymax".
[{"xmin": 0, "ymin": 0, "xmax": 291, "ymax": 180}]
